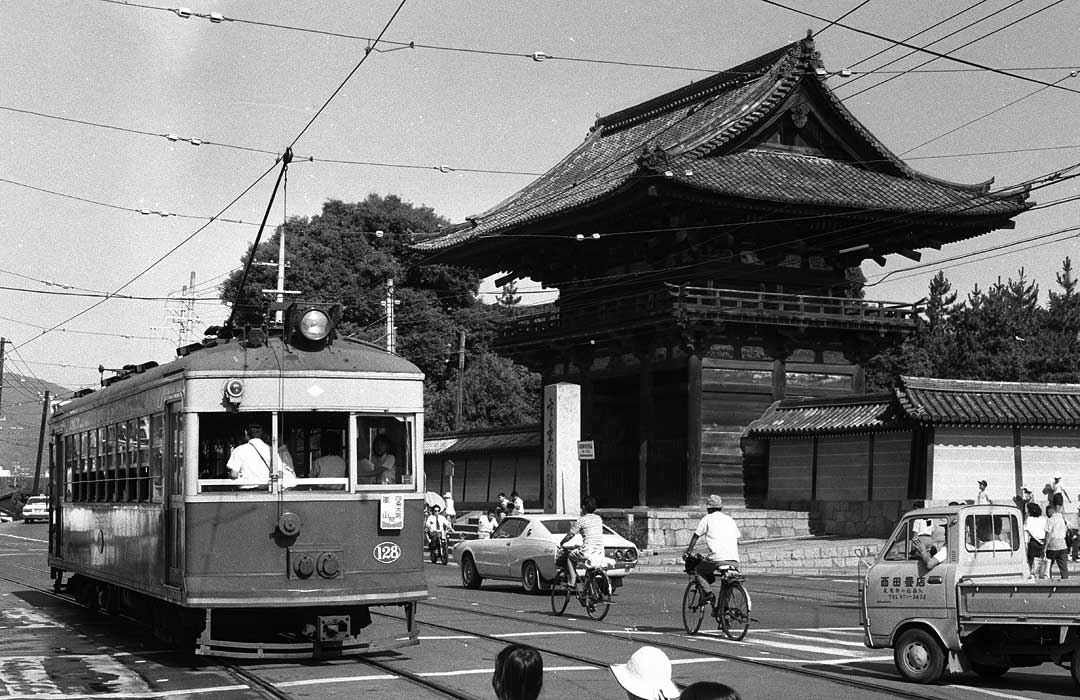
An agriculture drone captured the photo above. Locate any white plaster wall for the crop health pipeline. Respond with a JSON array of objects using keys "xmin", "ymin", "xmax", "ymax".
[{"xmin": 931, "ymin": 427, "xmax": 1014, "ymax": 504}]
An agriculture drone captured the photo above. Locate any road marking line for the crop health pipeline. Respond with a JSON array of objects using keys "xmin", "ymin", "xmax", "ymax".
[
  {"xmin": 278, "ymin": 675, "xmax": 398, "ymax": 687},
  {"xmin": 418, "ymin": 635, "xmax": 477, "ymax": 640},
  {"xmin": 764, "ymin": 656, "xmax": 893, "ymax": 665},
  {"xmin": 600, "ymin": 630, "xmax": 666, "ymax": 635},
  {"xmin": 0, "ymin": 534, "xmax": 47, "ymax": 543},
  {"xmin": 82, "ymin": 655, "xmax": 152, "ymax": 693},
  {"xmin": 773, "ymin": 632, "xmax": 868, "ymax": 647},
  {"xmin": 946, "ymin": 685, "xmax": 1042, "ymax": 700},
  {"xmin": 0, "ymin": 685, "xmax": 250, "ymax": 699},
  {"xmin": 492, "ymin": 631, "xmax": 586, "ymax": 638},
  {"xmin": 729, "ymin": 638, "xmax": 864, "ymax": 657},
  {"xmin": 1, "ymin": 656, "xmax": 62, "ymax": 696}
]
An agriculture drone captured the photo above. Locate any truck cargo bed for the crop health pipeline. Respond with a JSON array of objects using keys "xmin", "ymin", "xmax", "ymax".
[{"xmin": 960, "ymin": 579, "xmax": 1080, "ymax": 624}]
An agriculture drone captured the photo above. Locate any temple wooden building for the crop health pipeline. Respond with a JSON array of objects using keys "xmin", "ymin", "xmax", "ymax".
[{"xmin": 414, "ymin": 35, "xmax": 1031, "ymax": 509}]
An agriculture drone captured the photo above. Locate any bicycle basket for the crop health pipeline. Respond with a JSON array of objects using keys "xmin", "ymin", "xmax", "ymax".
[{"xmin": 683, "ymin": 553, "xmax": 703, "ymax": 574}]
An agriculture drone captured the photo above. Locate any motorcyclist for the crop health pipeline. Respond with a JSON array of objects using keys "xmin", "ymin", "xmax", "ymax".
[{"xmin": 425, "ymin": 504, "xmax": 454, "ymax": 554}]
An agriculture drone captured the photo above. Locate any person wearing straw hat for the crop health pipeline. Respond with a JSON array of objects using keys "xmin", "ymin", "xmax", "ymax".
[
  {"xmin": 682, "ymin": 494, "xmax": 741, "ymax": 606},
  {"xmin": 610, "ymin": 646, "xmax": 680, "ymax": 700}
]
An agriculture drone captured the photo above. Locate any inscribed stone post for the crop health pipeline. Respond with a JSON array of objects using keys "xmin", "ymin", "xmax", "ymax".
[{"xmin": 543, "ymin": 383, "xmax": 581, "ymax": 515}]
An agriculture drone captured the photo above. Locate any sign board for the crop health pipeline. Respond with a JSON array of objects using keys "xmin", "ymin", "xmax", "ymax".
[
  {"xmin": 577, "ymin": 440, "xmax": 595, "ymax": 460},
  {"xmin": 379, "ymin": 494, "xmax": 404, "ymax": 530}
]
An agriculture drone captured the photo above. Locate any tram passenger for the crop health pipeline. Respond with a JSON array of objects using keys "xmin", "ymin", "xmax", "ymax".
[
  {"xmin": 492, "ymin": 643, "xmax": 543, "ymax": 700},
  {"xmin": 311, "ymin": 431, "xmax": 347, "ymax": 479},
  {"xmin": 226, "ymin": 424, "xmax": 272, "ymax": 487},
  {"xmin": 371, "ymin": 434, "xmax": 397, "ymax": 484},
  {"xmin": 277, "ymin": 443, "xmax": 297, "ymax": 489}
]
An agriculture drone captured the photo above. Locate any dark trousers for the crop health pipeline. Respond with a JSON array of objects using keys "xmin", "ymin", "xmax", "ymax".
[
  {"xmin": 1027, "ymin": 538, "xmax": 1045, "ymax": 568},
  {"xmin": 1047, "ymin": 549, "xmax": 1070, "ymax": 579}
]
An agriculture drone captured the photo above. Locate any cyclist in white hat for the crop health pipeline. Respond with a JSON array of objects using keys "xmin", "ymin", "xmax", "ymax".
[
  {"xmin": 610, "ymin": 646, "xmax": 680, "ymax": 699},
  {"xmin": 682, "ymin": 494, "xmax": 741, "ymax": 605}
]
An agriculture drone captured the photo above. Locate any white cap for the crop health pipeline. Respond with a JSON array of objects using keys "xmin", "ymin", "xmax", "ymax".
[
  {"xmin": 609, "ymin": 647, "xmax": 680, "ymax": 700},
  {"xmin": 443, "ymin": 491, "xmax": 452, "ymax": 498},
  {"xmin": 1055, "ymin": 473, "xmax": 1063, "ymax": 480}
]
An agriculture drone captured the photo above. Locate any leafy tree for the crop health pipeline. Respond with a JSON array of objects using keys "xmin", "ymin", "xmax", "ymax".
[
  {"xmin": 867, "ymin": 261, "xmax": 1080, "ymax": 389},
  {"xmin": 218, "ymin": 194, "xmax": 540, "ymax": 430}
]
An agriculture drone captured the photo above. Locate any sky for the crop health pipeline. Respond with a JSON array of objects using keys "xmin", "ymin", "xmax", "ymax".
[{"xmin": 2, "ymin": 0, "xmax": 1079, "ymax": 396}]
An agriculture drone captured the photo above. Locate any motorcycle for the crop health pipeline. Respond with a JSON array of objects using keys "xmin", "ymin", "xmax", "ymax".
[{"xmin": 428, "ymin": 530, "xmax": 449, "ymax": 565}]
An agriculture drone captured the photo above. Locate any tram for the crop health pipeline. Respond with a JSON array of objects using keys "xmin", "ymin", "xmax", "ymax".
[{"xmin": 46, "ymin": 303, "xmax": 427, "ymax": 658}]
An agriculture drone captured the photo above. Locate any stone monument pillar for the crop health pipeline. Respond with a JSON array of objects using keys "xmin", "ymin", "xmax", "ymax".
[{"xmin": 543, "ymin": 382, "xmax": 581, "ymax": 515}]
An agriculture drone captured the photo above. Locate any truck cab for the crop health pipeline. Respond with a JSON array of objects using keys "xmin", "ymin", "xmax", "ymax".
[{"xmin": 860, "ymin": 503, "xmax": 1073, "ymax": 684}]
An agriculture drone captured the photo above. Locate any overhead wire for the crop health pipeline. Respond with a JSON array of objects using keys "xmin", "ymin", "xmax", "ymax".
[
  {"xmin": 812, "ymin": 0, "xmax": 875, "ymax": 38},
  {"xmin": 838, "ymin": 0, "xmax": 1069, "ymax": 103},
  {"xmin": 756, "ymin": 0, "xmax": 1080, "ymax": 96}
]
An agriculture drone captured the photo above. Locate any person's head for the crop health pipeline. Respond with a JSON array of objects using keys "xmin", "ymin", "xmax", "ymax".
[
  {"xmin": 511, "ymin": 490, "xmax": 519, "ymax": 499},
  {"xmin": 1047, "ymin": 505, "xmax": 1058, "ymax": 517},
  {"xmin": 431, "ymin": 505, "xmax": 442, "ymax": 514},
  {"xmin": 610, "ymin": 646, "xmax": 679, "ymax": 700},
  {"xmin": 244, "ymin": 424, "xmax": 263, "ymax": 441},
  {"xmin": 492, "ymin": 643, "xmax": 543, "ymax": 700},
  {"xmin": 321, "ymin": 431, "xmax": 342, "ymax": 454},
  {"xmin": 487, "ymin": 508, "xmax": 497, "ymax": 517},
  {"xmin": 1055, "ymin": 473, "xmax": 1062, "ymax": 482},
  {"xmin": 1028, "ymin": 502, "xmax": 1043, "ymax": 518},
  {"xmin": 498, "ymin": 492, "xmax": 507, "ymax": 499},
  {"xmin": 680, "ymin": 682, "xmax": 742, "ymax": 700},
  {"xmin": 582, "ymin": 495, "xmax": 598, "ymax": 514},
  {"xmin": 443, "ymin": 491, "xmax": 452, "ymax": 500},
  {"xmin": 705, "ymin": 494, "xmax": 723, "ymax": 512},
  {"xmin": 372, "ymin": 435, "xmax": 390, "ymax": 455},
  {"xmin": 977, "ymin": 479, "xmax": 987, "ymax": 490}
]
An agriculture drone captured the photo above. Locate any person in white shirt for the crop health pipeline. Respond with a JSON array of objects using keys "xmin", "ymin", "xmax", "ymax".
[
  {"xmin": 227, "ymin": 425, "xmax": 271, "ymax": 486},
  {"xmin": 1024, "ymin": 502, "xmax": 1047, "ymax": 574},
  {"xmin": 511, "ymin": 491, "xmax": 524, "ymax": 515},
  {"xmin": 476, "ymin": 508, "xmax": 499, "ymax": 539},
  {"xmin": 443, "ymin": 491, "xmax": 456, "ymax": 518},
  {"xmin": 682, "ymin": 494, "xmax": 740, "ymax": 603},
  {"xmin": 425, "ymin": 504, "xmax": 454, "ymax": 551},
  {"xmin": 1052, "ymin": 473, "xmax": 1071, "ymax": 509},
  {"xmin": 976, "ymin": 479, "xmax": 991, "ymax": 504},
  {"xmin": 558, "ymin": 496, "xmax": 605, "ymax": 590},
  {"xmin": 312, "ymin": 431, "xmax": 347, "ymax": 479}
]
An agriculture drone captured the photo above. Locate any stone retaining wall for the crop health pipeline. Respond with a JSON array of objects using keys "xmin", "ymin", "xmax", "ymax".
[{"xmin": 600, "ymin": 499, "xmax": 917, "ymax": 549}]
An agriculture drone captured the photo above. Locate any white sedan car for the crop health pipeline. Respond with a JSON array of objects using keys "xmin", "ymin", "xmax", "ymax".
[
  {"xmin": 20, "ymin": 495, "xmax": 48, "ymax": 524},
  {"xmin": 453, "ymin": 514, "xmax": 638, "ymax": 593}
]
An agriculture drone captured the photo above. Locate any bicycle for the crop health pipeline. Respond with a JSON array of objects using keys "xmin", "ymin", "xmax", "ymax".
[
  {"xmin": 681, "ymin": 553, "xmax": 751, "ymax": 640},
  {"xmin": 427, "ymin": 530, "xmax": 449, "ymax": 565},
  {"xmin": 550, "ymin": 546, "xmax": 612, "ymax": 620}
]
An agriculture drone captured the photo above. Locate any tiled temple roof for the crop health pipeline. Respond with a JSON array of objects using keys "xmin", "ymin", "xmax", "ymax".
[
  {"xmin": 897, "ymin": 376, "xmax": 1080, "ymax": 427},
  {"xmin": 745, "ymin": 377, "xmax": 1080, "ymax": 437},
  {"xmin": 415, "ymin": 36, "xmax": 1029, "ymax": 251}
]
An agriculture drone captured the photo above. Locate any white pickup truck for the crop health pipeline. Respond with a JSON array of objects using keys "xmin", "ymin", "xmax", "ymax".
[{"xmin": 861, "ymin": 503, "xmax": 1080, "ymax": 685}]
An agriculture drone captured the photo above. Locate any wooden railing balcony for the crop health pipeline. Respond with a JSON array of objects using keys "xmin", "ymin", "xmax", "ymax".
[{"xmin": 497, "ymin": 284, "xmax": 919, "ymax": 347}]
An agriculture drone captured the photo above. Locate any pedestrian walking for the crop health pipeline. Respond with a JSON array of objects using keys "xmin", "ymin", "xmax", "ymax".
[
  {"xmin": 476, "ymin": 508, "xmax": 498, "ymax": 539},
  {"xmin": 1046, "ymin": 505, "xmax": 1070, "ymax": 579},
  {"xmin": 975, "ymin": 480, "xmax": 991, "ymax": 504},
  {"xmin": 1024, "ymin": 502, "xmax": 1046, "ymax": 576},
  {"xmin": 1052, "ymin": 473, "xmax": 1071, "ymax": 509}
]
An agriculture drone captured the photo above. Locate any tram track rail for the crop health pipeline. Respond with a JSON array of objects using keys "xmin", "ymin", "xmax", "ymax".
[
  {"xmin": 379, "ymin": 593, "xmax": 965, "ymax": 700},
  {"xmin": 0, "ymin": 568, "xmax": 487, "ymax": 700}
]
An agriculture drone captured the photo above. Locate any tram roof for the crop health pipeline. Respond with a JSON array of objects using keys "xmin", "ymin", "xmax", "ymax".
[{"xmin": 57, "ymin": 336, "xmax": 423, "ymax": 411}]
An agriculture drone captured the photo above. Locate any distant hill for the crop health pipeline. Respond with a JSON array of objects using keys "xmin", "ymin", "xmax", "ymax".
[{"xmin": 0, "ymin": 373, "xmax": 72, "ymax": 486}]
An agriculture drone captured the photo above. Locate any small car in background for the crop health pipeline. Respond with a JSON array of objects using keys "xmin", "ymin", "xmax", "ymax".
[
  {"xmin": 0, "ymin": 512, "xmax": 13, "ymax": 523},
  {"xmin": 20, "ymin": 495, "xmax": 48, "ymax": 524},
  {"xmin": 453, "ymin": 513, "xmax": 638, "ymax": 593}
]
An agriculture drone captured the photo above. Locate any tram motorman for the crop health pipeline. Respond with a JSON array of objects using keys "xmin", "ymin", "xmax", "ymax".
[{"xmin": 227, "ymin": 424, "xmax": 272, "ymax": 485}]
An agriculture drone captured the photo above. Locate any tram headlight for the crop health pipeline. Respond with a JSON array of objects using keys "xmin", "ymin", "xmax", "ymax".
[
  {"xmin": 299, "ymin": 309, "xmax": 331, "ymax": 341},
  {"xmin": 284, "ymin": 303, "xmax": 341, "ymax": 348}
]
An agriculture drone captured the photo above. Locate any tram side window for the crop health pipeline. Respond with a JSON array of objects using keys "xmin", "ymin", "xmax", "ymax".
[
  {"xmin": 150, "ymin": 413, "xmax": 164, "ymax": 502},
  {"xmin": 355, "ymin": 415, "xmax": 412, "ymax": 487}
]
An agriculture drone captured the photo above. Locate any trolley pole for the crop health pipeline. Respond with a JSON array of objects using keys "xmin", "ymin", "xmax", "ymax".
[{"xmin": 32, "ymin": 390, "xmax": 49, "ymax": 495}]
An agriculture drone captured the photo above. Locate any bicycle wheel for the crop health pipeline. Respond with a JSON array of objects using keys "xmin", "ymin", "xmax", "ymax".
[
  {"xmin": 681, "ymin": 581, "xmax": 705, "ymax": 634},
  {"xmin": 584, "ymin": 570, "xmax": 611, "ymax": 621},
  {"xmin": 550, "ymin": 570, "xmax": 570, "ymax": 616},
  {"xmin": 720, "ymin": 582, "xmax": 750, "ymax": 641}
]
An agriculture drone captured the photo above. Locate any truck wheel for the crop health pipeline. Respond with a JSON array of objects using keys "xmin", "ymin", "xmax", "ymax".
[
  {"xmin": 970, "ymin": 663, "xmax": 1009, "ymax": 679},
  {"xmin": 894, "ymin": 629, "xmax": 946, "ymax": 684}
]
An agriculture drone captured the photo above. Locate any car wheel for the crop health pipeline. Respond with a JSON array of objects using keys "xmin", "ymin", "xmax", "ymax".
[
  {"xmin": 461, "ymin": 553, "xmax": 483, "ymax": 589},
  {"xmin": 521, "ymin": 561, "xmax": 540, "ymax": 594}
]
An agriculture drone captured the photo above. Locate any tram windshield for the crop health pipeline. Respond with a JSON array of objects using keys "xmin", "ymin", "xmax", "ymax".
[{"xmin": 197, "ymin": 411, "xmax": 414, "ymax": 493}]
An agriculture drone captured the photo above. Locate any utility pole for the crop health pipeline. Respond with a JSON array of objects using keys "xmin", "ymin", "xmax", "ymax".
[
  {"xmin": 454, "ymin": 330, "xmax": 466, "ymax": 431},
  {"xmin": 382, "ymin": 279, "xmax": 399, "ymax": 353},
  {"xmin": 32, "ymin": 390, "xmax": 49, "ymax": 495},
  {"xmin": 0, "ymin": 337, "xmax": 7, "ymax": 423}
]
